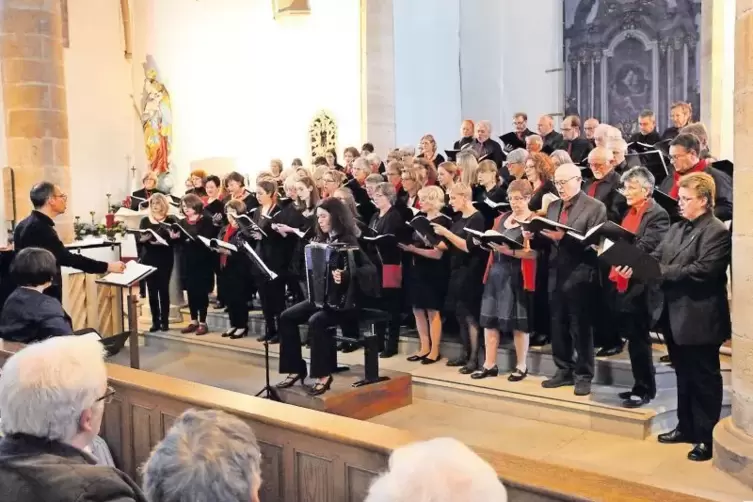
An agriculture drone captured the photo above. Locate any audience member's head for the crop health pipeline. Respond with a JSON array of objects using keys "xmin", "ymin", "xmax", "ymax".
[
  {"xmin": 365, "ymin": 438, "xmax": 507, "ymax": 502},
  {"xmin": 143, "ymin": 409, "xmax": 262, "ymax": 502},
  {"xmin": 0, "ymin": 336, "xmax": 110, "ymax": 450},
  {"xmin": 11, "ymin": 247, "xmax": 57, "ymax": 289}
]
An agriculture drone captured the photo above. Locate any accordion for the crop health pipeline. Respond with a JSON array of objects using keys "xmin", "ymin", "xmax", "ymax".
[{"xmin": 304, "ymin": 242, "xmax": 360, "ymax": 310}]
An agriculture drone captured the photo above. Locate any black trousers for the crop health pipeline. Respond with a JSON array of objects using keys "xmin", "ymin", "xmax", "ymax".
[
  {"xmin": 278, "ymin": 300, "xmax": 359, "ymax": 379},
  {"xmin": 615, "ymin": 310, "xmax": 655, "ymax": 398},
  {"xmin": 674, "ymin": 343, "xmax": 723, "ymax": 444},
  {"xmin": 146, "ymin": 260, "xmax": 173, "ymax": 325},
  {"xmin": 549, "ymin": 282, "xmax": 596, "ymax": 382},
  {"xmin": 594, "ymin": 268, "xmax": 622, "ymax": 349},
  {"xmin": 258, "ymin": 277, "xmax": 286, "ymax": 333},
  {"xmin": 222, "ymin": 269, "xmax": 250, "ymax": 330},
  {"xmin": 186, "ymin": 282, "xmax": 209, "ymax": 323},
  {"xmin": 373, "ymin": 288, "xmax": 403, "ymax": 352}
]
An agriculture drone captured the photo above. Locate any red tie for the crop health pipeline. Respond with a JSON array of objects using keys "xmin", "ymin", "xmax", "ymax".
[
  {"xmin": 587, "ymin": 180, "xmax": 602, "ymax": 198},
  {"xmin": 567, "ymin": 142, "xmax": 573, "ymax": 155},
  {"xmin": 559, "ymin": 203, "xmax": 571, "ymax": 224}
]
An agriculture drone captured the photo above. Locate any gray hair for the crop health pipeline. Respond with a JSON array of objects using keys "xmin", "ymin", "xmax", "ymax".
[
  {"xmin": 550, "ymin": 150, "xmax": 573, "ymax": 167},
  {"xmin": 526, "ymin": 134, "xmax": 543, "ymax": 146},
  {"xmin": 506, "ymin": 148, "xmax": 528, "ymax": 165},
  {"xmin": 0, "ymin": 336, "xmax": 107, "ymax": 442},
  {"xmin": 588, "ymin": 146, "xmax": 614, "ymax": 163},
  {"xmin": 620, "ymin": 165, "xmax": 655, "ymax": 192},
  {"xmin": 399, "ymin": 145, "xmax": 415, "ymax": 157},
  {"xmin": 365, "ymin": 173, "xmax": 384, "ymax": 187},
  {"xmin": 607, "ymin": 137, "xmax": 628, "ymax": 154},
  {"xmin": 352, "ymin": 157, "xmax": 373, "ymax": 176},
  {"xmin": 366, "ymin": 153, "xmax": 381, "ymax": 167},
  {"xmin": 374, "ymin": 182, "xmax": 397, "ymax": 204},
  {"xmin": 365, "ymin": 438, "xmax": 507, "ymax": 502},
  {"xmin": 477, "ymin": 120, "xmax": 493, "ymax": 133},
  {"xmin": 142, "ymin": 409, "xmax": 262, "ymax": 502}
]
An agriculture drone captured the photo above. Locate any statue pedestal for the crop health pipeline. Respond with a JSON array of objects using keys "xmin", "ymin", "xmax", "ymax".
[{"xmin": 714, "ymin": 418, "xmax": 753, "ymax": 487}]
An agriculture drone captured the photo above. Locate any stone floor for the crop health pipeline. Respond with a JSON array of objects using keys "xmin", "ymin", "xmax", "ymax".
[{"xmin": 113, "ymin": 324, "xmax": 753, "ymax": 502}]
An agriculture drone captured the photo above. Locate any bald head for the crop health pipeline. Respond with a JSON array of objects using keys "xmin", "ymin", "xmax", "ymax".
[
  {"xmin": 553, "ymin": 163, "xmax": 583, "ymax": 201},
  {"xmin": 537, "ymin": 115, "xmax": 554, "ymax": 136},
  {"xmin": 588, "ymin": 146, "xmax": 614, "ymax": 164},
  {"xmin": 556, "ymin": 163, "xmax": 580, "ymax": 179}
]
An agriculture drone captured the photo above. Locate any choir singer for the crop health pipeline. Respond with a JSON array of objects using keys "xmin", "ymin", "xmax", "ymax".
[{"xmin": 615, "ymin": 172, "xmax": 730, "ymax": 462}]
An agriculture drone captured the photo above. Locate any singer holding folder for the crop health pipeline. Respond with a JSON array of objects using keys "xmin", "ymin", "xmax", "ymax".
[
  {"xmin": 615, "ymin": 172, "xmax": 730, "ymax": 462},
  {"xmin": 216, "ymin": 199, "xmax": 253, "ymax": 339},
  {"xmin": 604, "ymin": 167, "xmax": 670, "ymax": 408},
  {"xmin": 139, "ymin": 193, "xmax": 180, "ymax": 332}
]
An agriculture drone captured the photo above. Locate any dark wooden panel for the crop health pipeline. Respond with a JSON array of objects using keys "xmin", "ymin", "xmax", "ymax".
[
  {"xmin": 130, "ymin": 403, "xmax": 155, "ymax": 483},
  {"xmin": 295, "ymin": 451, "xmax": 333, "ymax": 502},
  {"xmin": 102, "ymin": 398, "xmax": 124, "ymax": 469},
  {"xmin": 160, "ymin": 412, "xmax": 177, "ymax": 437},
  {"xmin": 346, "ymin": 465, "xmax": 378, "ymax": 502},
  {"xmin": 259, "ymin": 441, "xmax": 283, "ymax": 502}
]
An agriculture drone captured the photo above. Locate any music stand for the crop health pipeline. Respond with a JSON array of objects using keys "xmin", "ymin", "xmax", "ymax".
[
  {"xmin": 95, "ymin": 262, "xmax": 157, "ymax": 370},
  {"xmin": 241, "ymin": 242, "xmax": 282, "ymax": 402}
]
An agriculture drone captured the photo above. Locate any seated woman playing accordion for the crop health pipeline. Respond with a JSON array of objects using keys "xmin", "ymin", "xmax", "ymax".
[{"xmin": 276, "ymin": 198, "xmax": 378, "ymax": 396}]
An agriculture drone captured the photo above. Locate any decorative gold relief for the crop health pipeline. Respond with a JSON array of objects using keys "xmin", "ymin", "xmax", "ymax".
[{"xmin": 308, "ymin": 111, "xmax": 338, "ymax": 162}]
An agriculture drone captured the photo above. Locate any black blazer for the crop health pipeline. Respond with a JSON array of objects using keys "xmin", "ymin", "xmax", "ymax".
[
  {"xmin": 543, "ymin": 130, "xmax": 566, "ymax": 151},
  {"xmin": 0, "ymin": 287, "xmax": 73, "ymax": 343},
  {"xmin": 565, "ymin": 137, "xmax": 594, "ymax": 164},
  {"xmin": 499, "ymin": 129, "xmax": 535, "ymax": 151},
  {"xmin": 661, "ymin": 126, "xmax": 681, "ymax": 142},
  {"xmin": 545, "ymin": 192, "xmax": 607, "ymax": 292},
  {"xmin": 658, "ymin": 165, "xmax": 733, "ymax": 222},
  {"xmin": 583, "ymin": 170, "xmax": 628, "ymax": 223},
  {"xmin": 649, "ymin": 212, "xmax": 731, "ymax": 345},
  {"xmin": 629, "ymin": 130, "xmax": 662, "ymax": 145},
  {"xmin": 14, "ymin": 211, "xmax": 108, "ymax": 299},
  {"xmin": 453, "ymin": 137, "xmax": 474, "ymax": 150},
  {"xmin": 609, "ymin": 201, "xmax": 670, "ymax": 312},
  {"xmin": 473, "ymin": 139, "xmax": 505, "ymax": 169}
]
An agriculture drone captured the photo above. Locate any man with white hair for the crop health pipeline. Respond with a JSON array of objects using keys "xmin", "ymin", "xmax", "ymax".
[
  {"xmin": 540, "ymin": 163, "xmax": 607, "ymax": 396},
  {"xmin": 0, "ymin": 336, "xmax": 146, "ymax": 501},
  {"xmin": 365, "ymin": 437, "xmax": 506, "ymax": 502},
  {"xmin": 593, "ymin": 123, "xmax": 622, "ymax": 148},
  {"xmin": 471, "ymin": 120, "xmax": 505, "ymax": 170},
  {"xmin": 143, "ymin": 409, "xmax": 262, "ymax": 502}
]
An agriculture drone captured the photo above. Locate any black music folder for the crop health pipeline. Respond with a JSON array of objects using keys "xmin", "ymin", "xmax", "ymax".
[
  {"xmin": 499, "ymin": 132, "xmax": 526, "ymax": 152},
  {"xmin": 197, "ymin": 235, "xmax": 237, "ymax": 253},
  {"xmin": 712, "ymin": 159, "xmax": 733, "ymax": 179},
  {"xmin": 235, "ymin": 214, "xmax": 267, "ymax": 237},
  {"xmin": 515, "ymin": 216, "xmax": 576, "ymax": 234},
  {"xmin": 626, "ymin": 144, "xmax": 669, "ymax": 179},
  {"xmin": 408, "ymin": 215, "xmax": 445, "ymax": 247},
  {"xmin": 241, "ymin": 242, "xmax": 278, "ymax": 281},
  {"xmin": 159, "ymin": 221, "xmax": 194, "ymax": 240},
  {"xmin": 362, "ymin": 234, "xmax": 404, "ymax": 263},
  {"xmin": 473, "ymin": 197, "xmax": 510, "ymax": 220},
  {"xmin": 566, "ymin": 221, "xmax": 635, "ymax": 247},
  {"xmin": 597, "ymin": 239, "xmax": 661, "ymax": 281},
  {"xmin": 464, "ymin": 227, "xmax": 524, "ymax": 249},
  {"xmin": 653, "ymin": 189, "xmax": 679, "ymax": 218}
]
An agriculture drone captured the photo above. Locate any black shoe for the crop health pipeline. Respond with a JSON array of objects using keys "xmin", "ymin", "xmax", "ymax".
[
  {"xmin": 160, "ymin": 322, "xmax": 169, "ymax": 332},
  {"xmin": 149, "ymin": 324, "xmax": 160, "ymax": 332},
  {"xmin": 596, "ymin": 345, "xmax": 624, "ymax": 357},
  {"xmin": 470, "ymin": 366, "xmax": 499, "ymax": 379},
  {"xmin": 688, "ymin": 443, "xmax": 713, "ymax": 462},
  {"xmin": 542, "ymin": 373, "xmax": 574, "ymax": 388},
  {"xmin": 659, "ymin": 354, "xmax": 671, "ymax": 363},
  {"xmin": 379, "ymin": 348, "xmax": 397, "ymax": 358},
  {"xmin": 222, "ymin": 328, "xmax": 237, "ymax": 338},
  {"xmin": 407, "ymin": 352, "xmax": 429, "ymax": 362},
  {"xmin": 267, "ymin": 335, "xmax": 279, "ymax": 344},
  {"xmin": 229, "ymin": 328, "xmax": 248, "ymax": 340},
  {"xmin": 574, "ymin": 380, "xmax": 592, "ymax": 396},
  {"xmin": 341, "ymin": 342, "xmax": 359, "ymax": 353},
  {"xmin": 276, "ymin": 370, "xmax": 307, "ymax": 389},
  {"xmin": 658, "ymin": 428, "xmax": 693, "ymax": 444},
  {"xmin": 421, "ymin": 354, "xmax": 442, "ymax": 365},
  {"xmin": 618, "ymin": 390, "xmax": 634, "ymax": 400},
  {"xmin": 459, "ymin": 361, "xmax": 478, "ymax": 374},
  {"xmin": 308, "ymin": 375, "xmax": 333, "ymax": 396},
  {"xmin": 446, "ymin": 356, "xmax": 468, "ymax": 367},
  {"xmin": 529, "ymin": 333, "xmax": 549, "ymax": 346},
  {"xmin": 622, "ymin": 394, "xmax": 650, "ymax": 408},
  {"xmin": 508, "ymin": 368, "xmax": 528, "ymax": 382}
]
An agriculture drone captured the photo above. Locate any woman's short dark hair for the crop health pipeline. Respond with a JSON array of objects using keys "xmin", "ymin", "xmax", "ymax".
[
  {"xmin": 224, "ymin": 171, "xmax": 246, "ymax": 188},
  {"xmin": 313, "ymin": 156, "xmax": 328, "ymax": 167},
  {"xmin": 326, "ymin": 148, "xmax": 338, "ymax": 163},
  {"xmin": 316, "ymin": 197, "xmax": 359, "ymax": 240},
  {"xmin": 256, "ymin": 180, "xmax": 278, "ymax": 199},
  {"xmin": 181, "ymin": 194, "xmax": 204, "ymax": 214},
  {"xmin": 205, "ymin": 175, "xmax": 221, "ymax": 188},
  {"xmin": 11, "ymin": 247, "xmax": 57, "ymax": 287},
  {"xmin": 292, "ymin": 158, "xmax": 303, "ymax": 167}
]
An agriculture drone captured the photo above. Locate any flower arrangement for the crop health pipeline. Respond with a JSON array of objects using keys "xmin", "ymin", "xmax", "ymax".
[{"xmin": 73, "ymin": 212, "xmax": 127, "ymax": 241}]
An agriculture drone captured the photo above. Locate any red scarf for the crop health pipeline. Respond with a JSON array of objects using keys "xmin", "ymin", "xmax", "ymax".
[
  {"xmin": 670, "ymin": 159, "xmax": 707, "ymax": 198},
  {"xmin": 483, "ymin": 213, "xmax": 536, "ymax": 291},
  {"xmin": 220, "ymin": 225, "xmax": 237, "ymax": 267},
  {"xmin": 608, "ymin": 200, "xmax": 652, "ymax": 292}
]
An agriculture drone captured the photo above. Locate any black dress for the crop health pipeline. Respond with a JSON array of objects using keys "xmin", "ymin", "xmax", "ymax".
[
  {"xmin": 528, "ymin": 180, "xmax": 558, "ymax": 212},
  {"xmin": 407, "ymin": 214, "xmax": 451, "ymax": 310},
  {"xmin": 177, "ymin": 216, "xmax": 217, "ymax": 323},
  {"xmin": 139, "ymin": 215, "xmax": 179, "ymax": 327},
  {"xmin": 479, "ymin": 213, "xmax": 532, "ymax": 332},
  {"xmin": 252, "ymin": 204, "xmax": 288, "ymax": 335},
  {"xmin": 444, "ymin": 211, "xmax": 488, "ymax": 318}
]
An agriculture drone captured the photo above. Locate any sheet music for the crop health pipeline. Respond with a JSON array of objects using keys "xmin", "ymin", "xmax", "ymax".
[
  {"xmin": 145, "ymin": 228, "xmax": 168, "ymax": 246},
  {"xmin": 197, "ymin": 235, "xmax": 213, "ymax": 248},
  {"xmin": 214, "ymin": 239, "xmax": 237, "ymax": 252},
  {"xmin": 98, "ymin": 261, "xmax": 156, "ymax": 286},
  {"xmin": 242, "ymin": 242, "xmax": 278, "ymax": 280},
  {"xmin": 115, "ymin": 207, "xmax": 147, "ymax": 217}
]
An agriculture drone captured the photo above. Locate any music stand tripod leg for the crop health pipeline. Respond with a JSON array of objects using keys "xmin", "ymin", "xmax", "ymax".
[
  {"xmin": 255, "ymin": 338, "xmax": 281, "ymax": 401},
  {"xmin": 127, "ymin": 286, "xmax": 140, "ymax": 370}
]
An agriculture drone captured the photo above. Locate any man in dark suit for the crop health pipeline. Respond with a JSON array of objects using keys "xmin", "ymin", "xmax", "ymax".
[
  {"xmin": 658, "ymin": 133, "xmax": 732, "ymax": 222},
  {"xmin": 470, "ymin": 120, "xmax": 505, "ymax": 169},
  {"xmin": 499, "ymin": 112, "xmax": 535, "ymax": 153},
  {"xmin": 14, "ymin": 182, "xmax": 125, "ymax": 301},
  {"xmin": 604, "ymin": 167, "xmax": 670, "ymax": 408},
  {"xmin": 629, "ymin": 110, "xmax": 662, "ymax": 145},
  {"xmin": 537, "ymin": 114, "xmax": 566, "ymax": 152},
  {"xmin": 584, "ymin": 118, "xmax": 599, "ymax": 147},
  {"xmin": 617, "ymin": 172, "xmax": 730, "ymax": 462},
  {"xmin": 661, "ymin": 101, "xmax": 693, "ymax": 141},
  {"xmin": 541, "ymin": 163, "xmax": 607, "ymax": 396},
  {"xmin": 561, "ymin": 115, "xmax": 594, "ymax": 164}
]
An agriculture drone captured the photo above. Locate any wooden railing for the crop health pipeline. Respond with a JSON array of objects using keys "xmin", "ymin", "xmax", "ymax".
[{"xmin": 0, "ymin": 341, "xmax": 713, "ymax": 502}]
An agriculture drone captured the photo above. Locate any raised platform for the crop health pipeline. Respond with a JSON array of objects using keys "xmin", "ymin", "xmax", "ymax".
[{"xmin": 276, "ymin": 364, "xmax": 412, "ymax": 420}]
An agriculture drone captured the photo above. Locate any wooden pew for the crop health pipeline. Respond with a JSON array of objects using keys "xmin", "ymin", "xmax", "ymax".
[{"xmin": 0, "ymin": 341, "xmax": 713, "ymax": 502}]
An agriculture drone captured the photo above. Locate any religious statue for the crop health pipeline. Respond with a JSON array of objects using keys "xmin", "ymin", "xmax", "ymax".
[{"xmin": 140, "ymin": 68, "xmax": 174, "ymax": 193}]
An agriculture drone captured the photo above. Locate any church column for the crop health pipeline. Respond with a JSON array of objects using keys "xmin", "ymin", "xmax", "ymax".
[
  {"xmin": 360, "ymin": 0, "xmax": 396, "ymax": 154},
  {"xmin": 0, "ymin": 0, "xmax": 71, "ymax": 241},
  {"xmin": 713, "ymin": 1, "xmax": 753, "ymax": 488}
]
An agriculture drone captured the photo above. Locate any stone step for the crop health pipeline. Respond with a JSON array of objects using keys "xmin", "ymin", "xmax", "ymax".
[
  {"xmin": 138, "ymin": 327, "xmax": 731, "ymax": 440},
  {"xmin": 140, "ymin": 305, "xmax": 732, "ymax": 390}
]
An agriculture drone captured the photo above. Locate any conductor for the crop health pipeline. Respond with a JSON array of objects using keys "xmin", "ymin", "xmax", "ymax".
[{"xmin": 13, "ymin": 182, "xmax": 126, "ymax": 301}]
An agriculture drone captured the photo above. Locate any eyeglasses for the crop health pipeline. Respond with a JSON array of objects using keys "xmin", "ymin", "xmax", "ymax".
[
  {"xmin": 95, "ymin": 385, "xmax": 116, "ymax": 405},
  {"xmin": 53, "ymin": 193, "xmax": 68, "ymax": 200},
  {"xmin": 678, "ymin": 195, "xmax": 699, "ymax": 204},
  {"xmin": 554, "ymin": 176, "xmax": 581, "ymax": 188}
]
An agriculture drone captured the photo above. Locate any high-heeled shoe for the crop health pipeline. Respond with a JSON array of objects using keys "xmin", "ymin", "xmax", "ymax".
[
  {"xmin": 308, "ymin": 375, "xmax": 333, "ymax": 396},
  {"xmin": 471, "ymin": 366, "xmax": 499, "ymax": 379},
  {"xmin": 229, "ymin": 328, "xmax": 248, "ymax": 340},
  {"xmin": 276, "ymin": 369, "xmax": 307, "ymax": 389},
  {"xmin": 421, "ymin": 354, "xmax": 442, "ymax": 365},
  {"xmin": 222, "ymin": 328, "xmax": 237, "ymax": 338}
]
